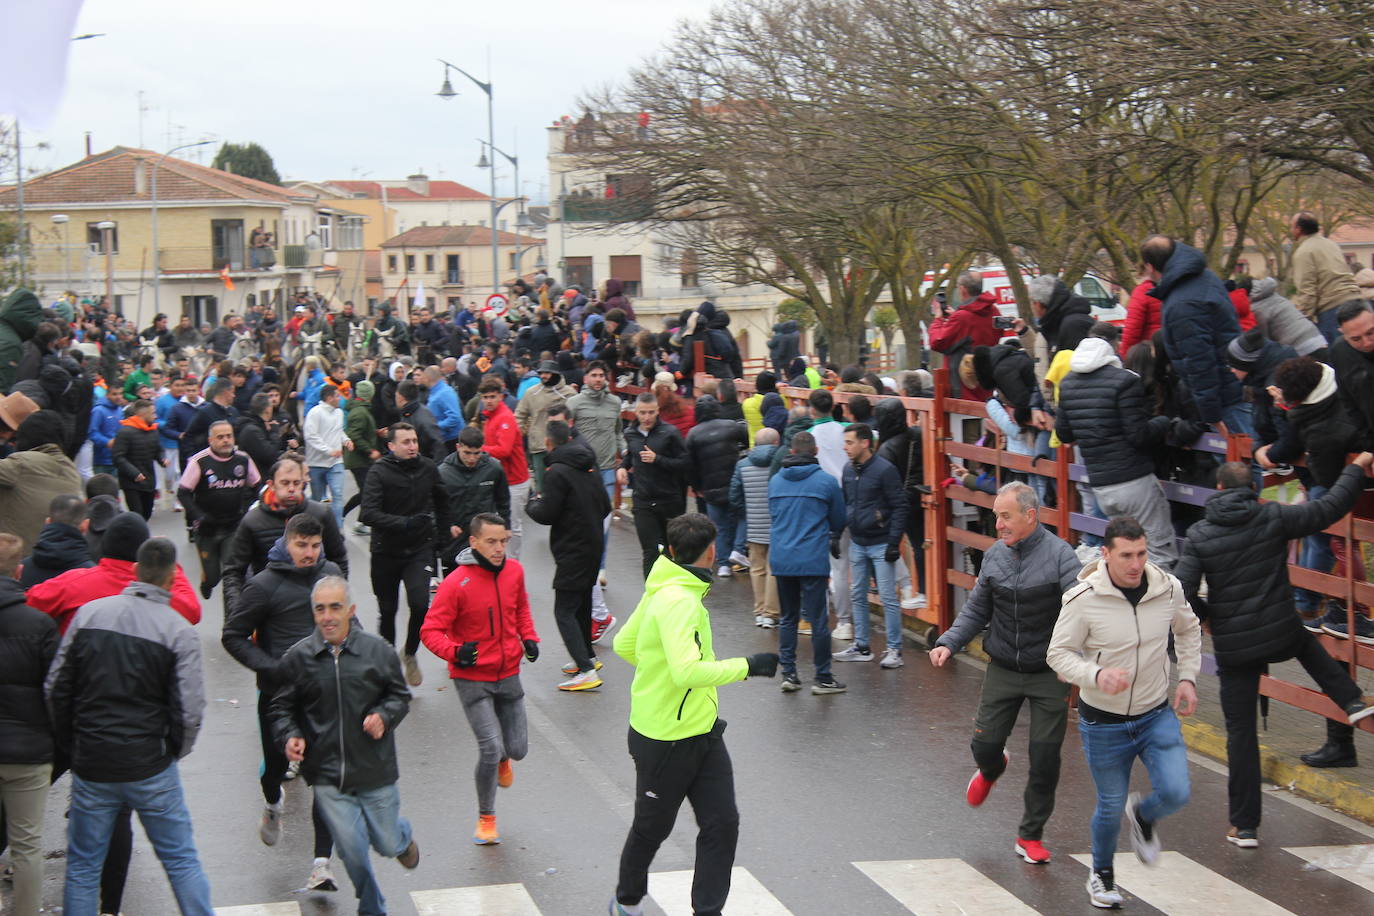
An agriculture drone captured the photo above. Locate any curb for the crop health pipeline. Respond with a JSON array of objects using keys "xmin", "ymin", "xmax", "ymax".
[{"xmin": 950, "ymin": 636, "xmax": 1374, "ymax": 825}]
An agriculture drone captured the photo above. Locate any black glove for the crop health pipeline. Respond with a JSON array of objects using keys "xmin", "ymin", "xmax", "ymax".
[
  {"xmin": 522, "ymin": 639, "xmax": 539, "ymax": 662},
  {"xmin": 829, "ymin": 536, "xmax": 842, "ymax": 559},
  {"xmin": 884, "ymin": 544, "xmax": 901, "ymax": 564},
  {"xmin": 454, "ymin": 641, "xmax": 478, "ymax": 668},
  {"xmin": 406, "ymin": 512, "xmax": 436, "ymax": 534},
  {"xmin": 1169, "ymin": 417, "xmax": 1209, "ymax": 447},
  {"xmin": 745, "ymin": 652, "xmax": 779, "ymax": 678}
]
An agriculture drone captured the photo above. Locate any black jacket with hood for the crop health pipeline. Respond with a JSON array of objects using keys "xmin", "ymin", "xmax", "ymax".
[
  {"xmin": 874, "ymin": 398, "xmax": 923, "ymax": 498},
  {"xmin": 21, "ymin": 521, "xmax": 94, "ymax": 588},
  {"xmin": 685, "ymin": 399, "xmax": 748, "ymax": 504},
  {"xmin": 1056, "ymin": 337, "xmax": 1170, "ymax": 487},
  {"xmin": 972, "ymin": 341, "xmax": 1045, "ymax": 425},
  {"xmin": 222, "ymin": 497, "xmax": 348, "ymax": 611},
  {"xmin": 0, "ymin": 576, "xmax": 57, "ymax": 764},
  {"xmin": 622, "ymin": 418, "xmax": 689, "ymax": 506},
  {"xmin": 222, "ymin": 537, "xmax": 343, "ymax": 689},
  {"xmin": 1037, "ymin": 279, "xmax": 1095, "ymax": 354},
  {"xmin": 397, "ymin": 399, "xmax": 447, "ymax": 464},
  {"xmin": 1176, "ymin": 464, "xmax": 1363, "ymax": 667},
  {"xmin": 767, "ymin": 320, "xmax": 801, "ymax": 370},
  {"xmin": 438, "ymin": 451, "xmax": 510, "ymax": 558},
  {"xmin": 1266, "ymin": 362, "xmax": 1369, "ymax": 489},
  {"xmin": 360, "ymin": 453, "xmax": 449, "ymax": 556},
  {"xmin": 526, "ymin": 440, "xmax": 611, "ymax": 589}
]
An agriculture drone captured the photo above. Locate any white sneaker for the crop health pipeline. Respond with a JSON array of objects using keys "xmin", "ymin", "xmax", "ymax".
[
  {"xmin": 1086, "ymin": 870, "xmax": 1123, "ymax": 909},
  {"xmin": 728, "ymin": 550, "xmax": 751, "ymax": 569},
  {"xmin": 259, "ymin": 803, "xmax": 282, "ymax": 846},
  {"xmin": 833, "ymin": 644, "xmax": 874, "ymax": 662},
  {"xmin": 832, "ymin": 621, "xmax": 854, "ymax": 641},
  {"xmin": 403, "ymin": 653, "xmax": 422, "ymax": 687},
  {"xmin": 716, "ymin": 565, "xmax": 732, "ymax": 578},
  {"xmin": 900, "ymin": 587, "xmax": 927, "ymax": 610},
  {"xmin": 1125, "ymin": 792, "xmax": 1161, "ymax": 866},
  {"xmin": 880, "ymin": 648, "xmax": 904, "ymax": 668},
  {"xmin": 306, "ymin": 858, "xmax": 338, "ymax": 892},
  {"xmin": 598, "ymin": 568, "xmax": 608, "ymax": 586},
  {"xmin": 754, "ymin": 614, "xmax": 767, "ymax": 626},
  {"xmin": 759, "ymin": 617, "xmax": 776, "ymax": 629}
]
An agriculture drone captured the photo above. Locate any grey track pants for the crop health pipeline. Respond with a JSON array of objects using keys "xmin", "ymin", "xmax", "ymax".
[
  {"xmin": 1090, "ymin": 473, "xmax": 1178, "ymax": 570},
  {"xmin": 454, "ymin": 675, "xmax": 529, "ymax": 815}
]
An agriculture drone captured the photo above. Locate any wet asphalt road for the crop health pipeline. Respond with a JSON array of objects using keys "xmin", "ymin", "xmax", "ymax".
[{"xmin": 18, "ymin": 497, "xmax": 1374, "ymax": 915}]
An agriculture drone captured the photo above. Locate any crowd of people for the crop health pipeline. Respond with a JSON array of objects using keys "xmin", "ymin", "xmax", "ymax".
[{"xmin": 0, "ymin": 211, "xmax": 1373, "ymax": 915}]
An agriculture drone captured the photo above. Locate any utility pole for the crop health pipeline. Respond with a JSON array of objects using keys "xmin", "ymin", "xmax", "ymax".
[{"xmin": 14, "ymin": 119, "xmax": 26, "ymax": 287}]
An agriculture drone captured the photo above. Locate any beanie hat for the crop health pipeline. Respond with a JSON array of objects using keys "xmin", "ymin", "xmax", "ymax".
[
  {"xmin": 355, "ymin": 380, "xmax": 375, "ymax": 402},
  {"xmin": 653, "ymin": 371, "xmax": 675, "ymax": 388},
  {"xmin": 101, "ymin": 511, "xmax": 151, "ymax": 562},
  {"xmin": 1226, "ymin": 329, "xmax": 1265, "ymax": 370}
]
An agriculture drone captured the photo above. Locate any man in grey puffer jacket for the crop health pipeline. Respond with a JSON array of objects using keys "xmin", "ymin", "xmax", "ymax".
[
  {"xmin": 1248, "ymin": 276, "xmax": 1327, "ymax": 358},
  {"xmin": 728, "ymin": 428, "xmax": 780, "ymax": 626},
  {"xmin": 929, "ymin": 482, "xmax": 1082, "ymax": 864}
]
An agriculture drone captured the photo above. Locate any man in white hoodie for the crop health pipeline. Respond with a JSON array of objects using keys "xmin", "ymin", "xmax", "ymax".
[
  {"xmin": 1055, "ymin": 327, "xmax": 1178, "ymax": 569},
  {"xmin": 1048, "ymin": 517, "xmax": 1201, "ymax": 909},
  {"xmin": 303, "ymin": 384, "xmax": 349, "ymax": 527}
]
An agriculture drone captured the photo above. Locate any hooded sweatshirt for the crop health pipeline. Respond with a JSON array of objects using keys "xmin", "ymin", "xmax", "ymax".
[
  {"xmin": 20, "ymin": 522, "xmax": 95, "ymax": 588},
  {"xmin": 767, "ymin": 454, "xmax": 846, "ymax": 576},
  {"xmin": 613, "ymin": 555, "xmax": 748, "ymax": 742},
  {"xmin": 567, "ymin": 384, "xmax": 626, "ymax": 470},
  {"xmin": 420, "ymin": 547, "xmax": 538, "ymax": 682},
  {"xmin": 1057, "ymin": 337, "xmax": 1170, "ymax": 487},
  {"xmin": 1249, "ymin": 276, "xmax": 1327, "ymax": 357}
]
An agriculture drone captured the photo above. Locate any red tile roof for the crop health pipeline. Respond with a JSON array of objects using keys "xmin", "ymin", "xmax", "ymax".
[
  {"xmin": 328, "ymin": 179, "xmax": 489, "ymax": 201},
  {"xmin": 1331, "ymin": 221, "xmax": 1374, "ymax": 245},
  {"xmin": 380, "ymin": 226, "xmax": 543, "ymax": 248},
  {"xmin": 0, "ymin": 147, "xmax": 312, "ymax": 207}
]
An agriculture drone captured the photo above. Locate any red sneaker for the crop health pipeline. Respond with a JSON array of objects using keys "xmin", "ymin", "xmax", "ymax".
[
  {"xmin": 966, "ymin": 751, "xmax": 1009, "ymax": 807},
  {"xmin": 591, "ymin": 614, "xmax": 617, "ymax": 645},
  {"xmin": 1015, "ymin": 837, "xmax": 1051, "ymax": 864}
]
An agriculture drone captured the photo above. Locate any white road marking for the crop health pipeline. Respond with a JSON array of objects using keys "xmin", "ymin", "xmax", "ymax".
[
  {"xmin": 1283, "ymin": 844, "xmax": 1374, "ymax": 894},
  {"xmin": 214, "ymin": 904, "xmax": 300, "ymax": 916},
  {"xmin": 1070, "ymin": 851, "xmax": 1297, "ymax": 915},
  {"xmin": 412, "ymin": 882, "xmax": 542, "ymax": 915},
  {"xmin": 648, "ymin": 866, "xmax": 792, "ymax": 915},
  {"xmin": 854, "ymin": 858, "xmax": 1040, "ymax": 915}
]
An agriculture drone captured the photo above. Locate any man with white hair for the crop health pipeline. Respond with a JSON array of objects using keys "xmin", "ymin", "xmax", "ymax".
[
  {"xmin": 1020, "ymin": 275, "xmax": 1095, "ymax": 355},
  {"xmin": 929, "ymin": 482, "xmax": 1082, "ymax": 865}
]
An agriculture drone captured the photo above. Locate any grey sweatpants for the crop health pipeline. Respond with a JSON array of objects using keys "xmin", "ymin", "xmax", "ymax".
[
  {"xmin": 1090, "ymin": 473, "xmax": 1178, "ymax": 570},
  {"xmin": 454, "ymin": 675, "xmax": 529, "ymax": 815}
]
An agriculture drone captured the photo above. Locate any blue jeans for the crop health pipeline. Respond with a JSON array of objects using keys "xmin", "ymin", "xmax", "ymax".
[
  {"xmin": 1296, "ymin": 485, "xmax": 1335, "ymax": 612},
  {"xmin": 313, "ymin": 782, "xmax": 412, "ymax": 916},
  {"xmin": 849, "ymin": 541, "xmax": 902, "ymax": 651},
  {"xmin": 1221, "ymin": 401, "xmax": 1254, "ymax": 438},
  {"xmin": 599, "ymin": 468, "xmax": 616, "ymax": 561},
  {"xmin": 65, "ymin": 762, "xmax": 213, "ymax": 916},
  {"xmin": 704, "ymin": 501, "xmax": 737, "ymax": 566},
  {"xmin": 309, "ymin": 462, "xmax": 344, "ymax": 527},
  {"xmin": 1079, "ymin": 704, "xmax": 1191, "ymax": 871},
  {"xmin": 776, "ymin": 575, "xmax": 831, "ymax": 679},
  {"xmin": 1317, "ymin": 306, "xmax": 1342, "ymax": 344}
]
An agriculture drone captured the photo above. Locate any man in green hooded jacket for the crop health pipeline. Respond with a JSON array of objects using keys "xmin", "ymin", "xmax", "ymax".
[{"xmin": 609, "ymin": 513, "xmax": 778, "ymax": 916}]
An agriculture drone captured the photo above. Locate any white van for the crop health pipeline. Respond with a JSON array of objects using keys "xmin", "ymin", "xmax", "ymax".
[{"xmin": 922, "ymin": 265, "xmax": 1127, "ymax": 324}]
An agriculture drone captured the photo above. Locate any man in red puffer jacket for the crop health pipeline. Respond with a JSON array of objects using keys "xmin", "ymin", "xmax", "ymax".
[
  {"xmin": 420, "ymin": 512, "xmax": 538, "ymax": 848},
  {"xmin": 476, "ymin": 376, "xmax": 530, "ymax": 558}
]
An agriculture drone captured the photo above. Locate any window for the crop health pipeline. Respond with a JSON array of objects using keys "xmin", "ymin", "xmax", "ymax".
[
  {"xmin": 387, "ymin": 254, "xmax": 398, "ymax": 273},
  {"xmin": 425, "ymin": 297, "xmax": 435, "ymax": 308},
  {"xmin": 681, "ymin": 248, "xmax": 699, "ymax": 288},
  {"xmin": 446, "ymin": 254, "xmax": 461, "ymax": 285},
  {"xmin": 86, "ymin": 222, "xmax": 118, "ymax": 254},
  {"xmin": 336, "ymin": 217, "xmax": 364, "ymax": 251},
  {"xmin": 565, "ymin": 256, "xmax": 593, "ymax": 291},
  {"xmin": 448, "ymin": 297, "xmax": 462, "ymax": 310},
  {"xmin": 1235, "ymin": 260, "xmax": 1249, "ymax": 275},
  {"xmin": 424, "ymin": 254, "xmax": 435, "ymax": 273},
  {"xmin": 317, "ymin": 213, "xmax": 332, "ymax": 249},
  {"xmin": 405, "ymin": 254, "xmax": 415, "ymax": 272},
  {"xmin": 509, "ymin": 252, "xmax": 518, "ymax": 270},
  {"xmin": 609, "ymin": 255, "xmax": 642, "ymax": 297},
  {"xmin": 499, "ymin": 219, "xmax": 508, "ymax": 232}
]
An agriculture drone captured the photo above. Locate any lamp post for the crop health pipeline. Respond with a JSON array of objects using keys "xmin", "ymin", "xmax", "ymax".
[
  {"xmin": 96, "ymin": 220, "xmax": 116, "ymax": 311},
  {"xmin": 478, "ymin": 139, "xmax": 533, "ymax": 279},
  {"xmin": 436, "ymin": 58, "xmax": 500, "ymax": 295},
  {"xmin": 51, "ymin": 214, "xmax": 70, "ymax": 293},
  {"xmin": 151, "ymin": 139, "xmax": 215, "ymax": 318}
]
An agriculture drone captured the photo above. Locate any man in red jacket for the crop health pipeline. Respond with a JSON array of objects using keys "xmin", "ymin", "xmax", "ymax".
[
  {"xmin": 928, "ymin": 271, "xmax": 1002, "ymax": 378},
  {"xmin": 477, "ymin": 376, "xmax": 530, "ymax": 558},
  {"xmin": 420, "ymin": 512, "xmax": 538, "ymax": 847},
  {"xmin": 28, "ymin": 512, "xmax": 201, "ymax": 633}
]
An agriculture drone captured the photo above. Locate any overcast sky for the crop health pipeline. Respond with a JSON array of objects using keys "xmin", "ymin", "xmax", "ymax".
[{"xmin": 23, "ymin": 0, "xmax": 720, "ymax": 203}]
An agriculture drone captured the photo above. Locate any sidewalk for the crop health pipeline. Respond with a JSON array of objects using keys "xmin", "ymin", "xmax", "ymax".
[{"xmin": 916, "ymin": 620, "xmax": 1374, "ymax": 825}]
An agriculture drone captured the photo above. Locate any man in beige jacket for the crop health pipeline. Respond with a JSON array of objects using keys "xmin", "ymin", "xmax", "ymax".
[
  {"xmin": 1048, "ymin": 517, "xmax": 1201, "ymax": 910},
  {"xmin": 514, "ymin": 359, "xmax": 576, "ymax": 495},
  {"xmin": 1290, "ymin": 211, "xmax": 1367, "ymax": 343}
]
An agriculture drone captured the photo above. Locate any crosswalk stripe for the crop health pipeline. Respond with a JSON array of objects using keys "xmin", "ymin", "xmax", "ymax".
[
  {"xmin": 648, "ymin": 866, "xmax": 792, "ymax": 916},
  {"xmin": 1070, "ymin": 851, "xmax": 1297, "ymax": 915},
  {"xmin": 854, "ymin": 858, "xmax": 1040, "ymax": 915},
  {"xmin": 1283, "ymin": 845, "xmax": 1374, "ymax": 894},
  {"xmin": 411, "ymin": 882, "xmax": 542, "ymax": 915},
  {"xmin": 214, "ymin": 904, "xmax": 301, "ymax": 916}
]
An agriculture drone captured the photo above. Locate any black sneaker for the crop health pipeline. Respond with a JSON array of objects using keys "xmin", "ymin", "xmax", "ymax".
[
  {"xmin": 780, "ymin": 672, "xmax": 802, "ymax": 693},
  {"xmin": 811, "ymin": 677, "xmax": 847, "ymax": 695},
  {"xmin": 1344, "ymin": 699, "xmax": 1374, "ymax": 725},
  {"xmin": 199, "ymin": 581, "xmax": 213, "ymax": 600}
]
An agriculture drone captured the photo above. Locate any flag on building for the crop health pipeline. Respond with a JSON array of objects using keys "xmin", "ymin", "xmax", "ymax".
[{"xmin": 220, "ymin": 264, "xmax": 235, "ymax": 291}]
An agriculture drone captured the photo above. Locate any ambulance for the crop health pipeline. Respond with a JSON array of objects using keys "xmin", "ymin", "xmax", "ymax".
[{"xmin": 922, "ymin": 265, "xmax": 1127, "ymax": 324}]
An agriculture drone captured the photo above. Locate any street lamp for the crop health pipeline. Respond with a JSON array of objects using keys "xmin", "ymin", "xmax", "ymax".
[
  {"xmin": 96, "ymin": 221, "xmax": 115, "ymax": 311},
  {"xmin": 51, "ymin": 214, "xmax": 71, "ymax": 293},
  {"xmin": 151, "ymin": 139, "xmax": 215, "ymax": 318},
  {"xmin": 477, "ymin": 139, "xmax": 530, "ymax": 277},
  {"xmin": 436, "ymin": 58, "xmax": 501, "ymax": 295}
]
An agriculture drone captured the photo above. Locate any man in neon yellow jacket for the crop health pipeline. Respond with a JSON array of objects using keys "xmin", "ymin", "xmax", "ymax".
[{"xmin": 609, "ymin": 513, "xmax": 778, "ymax": 916}]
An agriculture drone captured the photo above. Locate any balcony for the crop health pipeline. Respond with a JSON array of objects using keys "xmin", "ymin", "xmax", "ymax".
[
  {"xmin": 157, "ymin": 246, "xmax": 299, "ymax": 275},
  {"xmin": 561, "ymin": 196, "xmax": 654, "ymax": 224}
]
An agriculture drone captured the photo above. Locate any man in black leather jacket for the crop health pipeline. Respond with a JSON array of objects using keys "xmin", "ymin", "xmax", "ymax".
[{"xmin": 270, "ymin": 576, "xmax": 418, "ymax": 916}]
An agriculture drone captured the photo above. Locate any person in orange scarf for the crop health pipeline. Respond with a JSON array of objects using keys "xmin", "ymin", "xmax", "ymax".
[{"xmin": 111, "ymin": 398, "xmax": 165, "ymax": 519}]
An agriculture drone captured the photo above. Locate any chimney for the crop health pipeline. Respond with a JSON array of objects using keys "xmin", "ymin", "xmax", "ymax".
[
  {"xmin": 406, "ymin": 171, "xmax": 429, "ymax": 196},
  {"xmin": 133, "ymin": 157, "xmax": 147, "ymax": 196},
  {"xmin": 85, "ymin": 132, "xmax": 93, "ymax": 157}
]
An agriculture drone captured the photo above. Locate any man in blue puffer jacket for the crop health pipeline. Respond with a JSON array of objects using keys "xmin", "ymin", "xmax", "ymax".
[
  {"xmin": 87, "ymin": 388, "xmax": 126, "ymax": 477},
  {"xmin": 1142, "ymin": 236, "xmax": 1249, "ymax": 434}
]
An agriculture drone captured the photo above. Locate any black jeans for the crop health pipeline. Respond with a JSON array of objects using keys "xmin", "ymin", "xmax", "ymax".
[
  {"xmin": 122, "ymin": 487, "xmax": 155, "ymax": 520},
  {"xmin": 256, "ymin": 692, "xmax": 332, "ymax": 858},
  {"xmin": 371, "ymin": 549, "xmax": 434, "ymax": 656},
  {"xmin": 1217, "ymin": 629, "xmax": 1363, "ymax": 829},
  {"xmin": 343, "ymin": 466, "xmax": 370, "ymax": 518},
  {"xmin": 616, "ymin": 723, "xmax": 738, "ymax": 916},
  {"xmin": 554, "ymin": 587, "xmax": 595, "ymax": 672},
  {"xmin": 633, "ymin": 500, "xmax": 685, "ymax": 579},
  {"xmin": 194, "ymin": 524, "xmax": 235, "ymax": 590}
]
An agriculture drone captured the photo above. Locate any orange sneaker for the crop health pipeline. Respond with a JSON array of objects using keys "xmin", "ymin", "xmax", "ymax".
[
  {"xmin": 498, "ymin": 758, "xmax": 514, "ymax": 788},
  {"xmin": 473, "ymin": 814, "xmax": 501, "ymax": 845}
]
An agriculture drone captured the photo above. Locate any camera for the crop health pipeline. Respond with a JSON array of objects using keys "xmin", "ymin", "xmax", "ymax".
[{"xmin": 993, "ymin": 315, "xmax": 1017, "ymax": 330}]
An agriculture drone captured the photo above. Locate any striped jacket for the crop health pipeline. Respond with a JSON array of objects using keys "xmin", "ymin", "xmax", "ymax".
[{"xmin": 729, "ymin": 443, "xmax": 778, "ymax": 545}]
